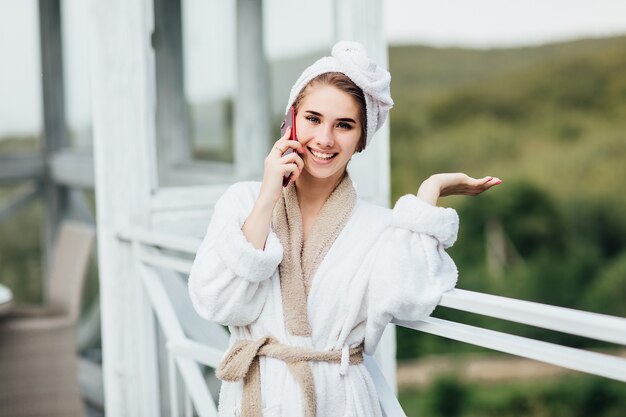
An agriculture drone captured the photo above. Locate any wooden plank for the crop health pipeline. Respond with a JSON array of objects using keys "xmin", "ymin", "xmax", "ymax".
[
  {"xmin": 140, "ymin": 264, "xmax": 218, "ymax": 416},
  {"xmin": 151, "ymin": 184, "xmax": 230, "ymax": 212},
  {"xmin": 38, "ymin": 0, "xmax": 70, "ymax": 294},
  {"xmin": 0, "ymin": 153, "xmax": 43, "ymax": 183},
  {"xmin": 77, "ymin": 357, "xmax": 105, "ymax": 408},
  {"xmin": 158, "ymin": 161, "xmax": 235, "ymax": 187},
  {"xmin": 398, "ymin": 317, "xmax": 626, "ymax": 383},
  {"xmin": 333, "ymin": 0, "xmax": 390, "ymax": 207},
  {"xmin": 440, "ymin": 289, "xmax": 626, "ymax": 345},
  {"xmin": 88, "ymin": 0, "xmax": 160, "ymax": 414},
  {"xmin": 153, "ymin": 0, "xmax": 191, "ymax": 186},
  {"xmin": 235, "ymin": 0, "xmax": 269, "ymax": 180},
  {"xmin": 39, "ymin": 0, "xmax": 67, "ymax": 150},
  {"xmin": 50, "ymin": 149, "xmax": 95, "ymax": 188}
]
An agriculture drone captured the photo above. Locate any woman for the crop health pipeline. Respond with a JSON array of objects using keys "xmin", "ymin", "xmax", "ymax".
[{"xmin": 188, "ymin": 41, "xmax": 501, "ymax": 417}]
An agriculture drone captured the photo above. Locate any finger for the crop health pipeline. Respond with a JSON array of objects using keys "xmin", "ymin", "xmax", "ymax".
[
  {"xmin": 480, "ymin": 176, "xmax": 502, "ymax": 187},
  {"xmin": 480, "ymin": 177, "xmax": 503, "ymax": 192},
  {"xmin": 280, "ymin": 152, "xmax": 304, "ymax": 169},
  {"xmin": 295, "ymin": 154, "xmax": 304, "ymax": 171},
  {"xmin": 279, "ymin": 127, "xmax": 291, "ymax": 141},
  {"xmin": 273, "ymin": 140, "xmax": 304, "ymax": 157},
  {"xmin": 487, "ymin": 177, "xmax": 503, "ymax": 186},
  {"xmin": 283, "ymin": 162, "xmax": 299, "ymax": 180},
  {"xmin": 281, "ymin": 160, "xmax": 303, "ymax": 183},
  {"xmin": 272, "ymin": 128, "xmax": 292, "ymax": 150},
  {"xmin": 289, "ymin": 165, "xmax": 302, "ymax": 182},
  {"xmin": 281, "ymin": 139, "xmax": 305, "ymax": 154}
]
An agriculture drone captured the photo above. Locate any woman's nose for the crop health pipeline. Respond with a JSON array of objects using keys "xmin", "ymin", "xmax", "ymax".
[{"xmin": 316, "ymin": 125, "xmax": 334, "ymax": 148}]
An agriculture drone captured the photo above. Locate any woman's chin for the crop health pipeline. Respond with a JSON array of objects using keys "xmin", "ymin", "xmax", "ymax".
[{"xmin": 302, "ymin": 164, "xmax": 347, "ymax": 181}]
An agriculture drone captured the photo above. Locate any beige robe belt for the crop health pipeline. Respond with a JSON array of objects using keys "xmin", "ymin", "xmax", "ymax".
[{"xmin": 216, "ymin": 336, "xmax": 364, "ymax": 417}]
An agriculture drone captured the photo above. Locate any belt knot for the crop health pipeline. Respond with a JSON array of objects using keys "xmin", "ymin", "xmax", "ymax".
[{"xmin": 216, "ymin": 336, "xmax": 363, "ymax": 417}]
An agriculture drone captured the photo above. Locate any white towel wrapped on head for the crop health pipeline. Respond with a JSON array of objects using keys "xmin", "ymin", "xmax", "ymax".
[{"xmin": 285, "ymin": 41, "xmax": 394, "ymax": 148}]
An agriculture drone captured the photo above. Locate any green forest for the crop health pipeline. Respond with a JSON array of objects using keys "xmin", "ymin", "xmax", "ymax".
[{"xmin": 1, "ymin": 35, "xmax": 625, "ymax": 417}]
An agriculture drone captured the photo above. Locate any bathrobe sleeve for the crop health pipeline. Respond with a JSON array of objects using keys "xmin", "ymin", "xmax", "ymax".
[
  {"xmin": 363, "ymin": 195, "xmax": 459, "ymax": 354},
  {"xmin": 188, "ymin": 182, "xmax": 283, "ymax": 326}
]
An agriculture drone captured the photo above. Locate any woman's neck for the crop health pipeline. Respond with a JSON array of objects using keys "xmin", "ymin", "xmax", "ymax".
[{"xmin": 295, "ymin": 169, "xmax": 346, "ymax": 214}]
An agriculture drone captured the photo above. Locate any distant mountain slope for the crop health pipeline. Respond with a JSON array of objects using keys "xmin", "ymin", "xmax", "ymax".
[{"xmin": 387, "ymin": 36, "xmax": 626, "ymax": 207}]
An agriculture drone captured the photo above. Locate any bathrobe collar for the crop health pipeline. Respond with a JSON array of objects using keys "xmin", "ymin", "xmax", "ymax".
[{"xmin": 272, "ymin": 172, "xmax": 357, "ymax": 337}]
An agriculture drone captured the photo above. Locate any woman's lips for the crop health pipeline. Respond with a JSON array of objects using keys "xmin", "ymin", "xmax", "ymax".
[{"xmin": 308, "ymin": 147, "xmax": 337, "ymax": 164}]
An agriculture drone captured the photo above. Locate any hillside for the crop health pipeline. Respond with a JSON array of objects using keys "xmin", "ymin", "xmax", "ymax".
[
  {"xmin": 388, "ymin": 36, "xmax": 626, "ymax": 208},
  {"xmin": 387, "ymin": 36, "xmax": 626, "ymax": 359}
]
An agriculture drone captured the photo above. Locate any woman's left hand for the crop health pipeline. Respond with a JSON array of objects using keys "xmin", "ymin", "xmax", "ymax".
[{"xmin": 417, "ymin": 173, "xmax": 501, "ymax": 205}]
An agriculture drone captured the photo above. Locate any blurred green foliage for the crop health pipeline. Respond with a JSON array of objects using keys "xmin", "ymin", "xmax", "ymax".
[
  {"xmin": 400, "ymin": 374, "xmax": 626, "ymax": 417},
  {"xmin": 390, "ymin": 36, "xmax": 626, "ymax": 359},
  {"xmin": 0, "ymin": 136, "xmax": 43, "ymax": 304}
]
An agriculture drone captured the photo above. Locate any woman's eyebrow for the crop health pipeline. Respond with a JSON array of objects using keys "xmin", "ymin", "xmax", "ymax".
[{"xmin": 304, "ymin": 110, "xmax": 356, "ymax": 123}]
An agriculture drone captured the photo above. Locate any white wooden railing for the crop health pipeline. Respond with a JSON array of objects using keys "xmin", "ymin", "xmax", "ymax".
[{"xmin": 119, "ymin": 229, "xmax": 626, "ymax": 417}]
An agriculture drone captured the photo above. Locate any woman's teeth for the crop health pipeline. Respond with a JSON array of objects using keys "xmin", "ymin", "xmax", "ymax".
[{"xmin": 309, "ymin": 147, "xmax": 337, "ymax": 160}]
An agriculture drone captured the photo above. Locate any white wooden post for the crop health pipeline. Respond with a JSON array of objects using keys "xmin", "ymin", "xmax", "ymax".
[
  {"xmin": 153, "ymin": 0, "xmax": 191, "ymax": 186},
  {"xmin": 333, "ymin": 0, "xmax": 397, "ymax": 393},
  {"xmin": 38, "ymin": 0, "xmax": 69, "ymax": 290},
  {"xmin": 235, "ymin": 0, "xmax": 269, "ymax": 180},
  {"xmin": 88, "ymin": 0, "xmax": 160, "ymax": 415}
]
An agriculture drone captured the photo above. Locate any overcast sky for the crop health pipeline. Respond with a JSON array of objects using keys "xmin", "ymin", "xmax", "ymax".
[{"xmin": 2, "ymin": 0, "xmax": 626, "ymax": 136}]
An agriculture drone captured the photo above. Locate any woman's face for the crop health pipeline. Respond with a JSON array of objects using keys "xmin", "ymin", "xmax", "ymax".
[{"xmin": 295, "ymin": 84, "xmax": 362, "ymax": 181}]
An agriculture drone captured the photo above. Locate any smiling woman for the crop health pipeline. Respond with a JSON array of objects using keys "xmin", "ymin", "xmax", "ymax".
[{"xmin": 188, "ymin": 41, "xmax": 501, "ymax": 417}]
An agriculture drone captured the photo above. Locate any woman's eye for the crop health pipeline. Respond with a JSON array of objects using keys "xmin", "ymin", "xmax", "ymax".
[
  {"xmin": 337, "ymin": 122, "xmax": 352, "ymax": 129},
  {"xmin": 306, "ymin": 116, "xmax": 320, "ymax": 124}
]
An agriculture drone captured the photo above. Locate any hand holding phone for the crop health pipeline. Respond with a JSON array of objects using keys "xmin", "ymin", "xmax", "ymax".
[{"xmin": 280, "ymin": 106, "xmax": 298, "ymax": 187}]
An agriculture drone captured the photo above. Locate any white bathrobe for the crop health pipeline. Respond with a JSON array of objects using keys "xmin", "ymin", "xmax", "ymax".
[{"xmin": 188, "ymin": 180, "xmax": 459, "ymax": 417}]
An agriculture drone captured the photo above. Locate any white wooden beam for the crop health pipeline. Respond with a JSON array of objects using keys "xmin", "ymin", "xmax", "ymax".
[
  {"xmin": 156, "ymin": 161, "xmax": 235, "ymax": 188},
  {"xmin": 440, "ymin": 289, "xmax": 626, "ymax": 346},
  {"xmin": 140, "ymin": 265, "xmax": 218, "ymax": 417},
  {"xmin": 153, "ymin": 0, "xmax": 191, "ymax": 186},
  {"xmin": 38, "ymin": 0, "xmax": 70, "ymax": 296},
  {"xmin": 77, "ymin": 357, "xmax": 105, "ymax": 409},
  {"xmin": 333, "ymin": 0, "xmax": 390, "ymax": 207},
  {"xmin": 49, "ymin": 149, "xmax": 95, "ymax": 188},
  {"xmin": 0, "ymin": 154, "xmax": 43, "ymax": 183},
  {"xmin": 398, "ymin": 317, "xmax": 626, "ymax": 383},
  {"xmin": 88, "ymin": 0, "xmax": 160, "ymax": 414},
  {"xmin": 0, "ymin": 150, "xmax": 94, "ymax": 189},
  {"xmin": 235, "ymin": 0, "xmax": 269, "ymax": 180}
]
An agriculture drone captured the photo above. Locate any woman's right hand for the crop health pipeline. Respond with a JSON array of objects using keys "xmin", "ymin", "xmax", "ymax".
[{"xmin": 258, "ymin": 127, "xmax": 305, "ymax": 206}]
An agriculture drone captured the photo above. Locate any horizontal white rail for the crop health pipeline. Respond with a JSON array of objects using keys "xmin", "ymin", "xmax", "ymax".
[
  {"xmin": 122, "ymin": 229, "xmax": 626, "ymax": 386},
  {"xmin": 133, "ymin": 240, "xmax": 626, "ymax": 348},
  {"xmin": 167, "ymin": 339, "xmax": 224, "ymax": 369},
  {"xmin": 118, "ymin": 229, "xmax": 201, "ymax": 253},
  {"xmin": 440, "ymin": 289, "xmax": 626, "ymax": 345},
  {"xmin": 396, "ymin": 317, "xmax": 626, "ymax": 383},
  {"xmin": 139, "ymin": 252, "xmax": 193, "ymax": 275}
]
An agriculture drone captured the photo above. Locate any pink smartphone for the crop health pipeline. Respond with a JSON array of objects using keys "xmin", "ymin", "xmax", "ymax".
[{"xmin": 280, "ymin": 105, "xmax": 298, "ymax": 187}]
